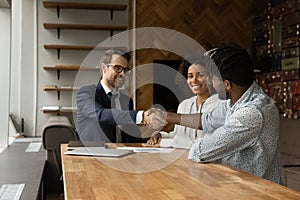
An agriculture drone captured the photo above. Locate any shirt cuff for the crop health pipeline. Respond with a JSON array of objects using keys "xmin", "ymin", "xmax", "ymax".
[
  {"xmin": 188, "ymin": 140, "xmax": 201, "ymax": 161},
  {"xmin": 160, "ymin": 138, "xmax": 173, "ymax": 148},
  {"xmin": 136, "ymin": 111, "xmax": 144, "ymax": 124},
  {"xmin": 159, "ymin": 131, "xmax": 170, "ymax": 138}
]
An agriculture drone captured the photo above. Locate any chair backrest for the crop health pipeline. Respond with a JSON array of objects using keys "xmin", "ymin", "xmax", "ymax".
[
  {"xmin": 43, "ymin": 126, "xmax": 78, "ymax": 169},
  {"xmin": 42, "ymin": 116, "xmax": 79, "ymax": 194}
]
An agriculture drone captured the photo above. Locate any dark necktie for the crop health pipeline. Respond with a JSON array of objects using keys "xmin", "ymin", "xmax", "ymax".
[
  {"xmin": 108, "ymin": 92, "xmax": 122, "ymax": 142},
  {"xmin": 107, "ymin": 92, "xmax": 112, "ymax": 100}
]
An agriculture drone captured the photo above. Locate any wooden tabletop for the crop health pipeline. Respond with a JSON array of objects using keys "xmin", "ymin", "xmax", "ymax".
[{"xmin": 61, "ymin": 144, "xmax": 300, "ymax": 200}]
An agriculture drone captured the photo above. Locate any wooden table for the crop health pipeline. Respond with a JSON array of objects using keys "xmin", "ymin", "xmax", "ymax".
[{"xmin": 61, "ymin": 144, "xmax": 300, "ymax": 200}]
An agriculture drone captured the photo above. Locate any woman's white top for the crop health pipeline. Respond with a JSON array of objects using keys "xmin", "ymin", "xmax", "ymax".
[{"xmin": 160, "ymin": 94, "xmax": 222, "ymax": 149}]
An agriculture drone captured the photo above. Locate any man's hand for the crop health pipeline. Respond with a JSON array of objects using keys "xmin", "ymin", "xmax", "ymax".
[
  {"xmin": 144, "ymin": 133, "xmax": 162, "ymax": 146},
  {"xmin": 143, "ymin": 108, "xmax": 166, "ymax": 130}
]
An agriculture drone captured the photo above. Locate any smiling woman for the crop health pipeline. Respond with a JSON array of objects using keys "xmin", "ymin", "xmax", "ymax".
[{"xmin": 147, "ymin": 55, "xmax": 223, "ymax": 149}]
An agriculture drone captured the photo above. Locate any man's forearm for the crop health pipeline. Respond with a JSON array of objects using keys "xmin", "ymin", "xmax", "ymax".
[{"xmin": 166, "ymin": 112, "xmax": 203, "ymax": 130}]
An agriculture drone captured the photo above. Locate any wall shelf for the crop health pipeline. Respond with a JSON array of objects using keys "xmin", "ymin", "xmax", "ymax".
[
  {"xmin": 41, "ymin": 106, "xmax": 77, "ymax": 115},
  {"xmin": 44, "ymin": 44, "xmax": 97, "ymax": 50},
  {"xmin": 42, "ymin": 110, "xmax": 76, "ymax": 115},
  {"xmin": 44, "ymin": 85, "xmax": 78, "ymax": 100},
  {"xmin": 44, "ymin": 44, "xmax": 126, "ymax": 59},
  {"xmin": 44, "ymin": 87, "xmax": 78, "ymax": 92},
  {"xmin": 43, "ymin": 23, "xmax": 127, "ymax": 38},
  {"xmin": 44, "ymin": 65, "xmax": 98, "ymax": 71},
  {"xmin": 43, "ymin": 1, "xmax": 127, "ymax": 19},
  {"xmin": 44, "ymin": 65, "xmax": 98, "ymax": 79}
]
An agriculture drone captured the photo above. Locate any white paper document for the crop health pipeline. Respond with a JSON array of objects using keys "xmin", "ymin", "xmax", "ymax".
[
  {"xmin": 14, "ymin": 137, "xmax": 42, "ymax": 143},
  {"xmin": 0, "ymin": 183, "xmax": 25, "ymax": 200},
  {"xmin": 117, "ymin": 147, "xmax": 174, "ymax": 153},
  {"xmin": 26, "ymin": 142, "xmax": 42, "ymax": 152}
]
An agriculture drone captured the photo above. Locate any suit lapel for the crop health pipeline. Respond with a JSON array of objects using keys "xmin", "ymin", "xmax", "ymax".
[{"xmin": 96, "ymin": 82, "xmax": 111, "ymax": 108}]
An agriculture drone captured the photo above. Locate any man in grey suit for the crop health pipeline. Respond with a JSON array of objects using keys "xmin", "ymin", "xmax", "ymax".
[{"xmin": 76, "ymin": 49, "xmax": 153, "ymax": 143}]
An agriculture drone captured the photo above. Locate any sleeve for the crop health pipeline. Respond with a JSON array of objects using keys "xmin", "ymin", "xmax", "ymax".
[
  {"xmin": 76, "ymin": 86, "xmax": 138, "ymax": 125},
  {"xmin": 189, "ymin": 106, "xmax": 263, "ymax": 162},
  {"xmin": 202, "ymin": 100, "xmax": 228, "ymax": 133}
]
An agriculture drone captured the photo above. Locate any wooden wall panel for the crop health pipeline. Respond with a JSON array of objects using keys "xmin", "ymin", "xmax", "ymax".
[{"xmin": 130, "ymin": 0, "xmax": 253, "ymax": 110}]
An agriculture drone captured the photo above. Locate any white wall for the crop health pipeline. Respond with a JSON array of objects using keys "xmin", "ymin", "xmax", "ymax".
[
  {"xmin": 0, "ymin": 7, "xmax": 11, "ymax": 147},
  {"xmin": 10, "ymin": 0, "xmax": 37, "ymax": 136}
]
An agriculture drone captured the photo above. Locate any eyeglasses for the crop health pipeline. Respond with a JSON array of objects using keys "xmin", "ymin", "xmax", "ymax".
[{"xmin": 106, "ymin": 64, "xmax": 131, "ymax": 74}]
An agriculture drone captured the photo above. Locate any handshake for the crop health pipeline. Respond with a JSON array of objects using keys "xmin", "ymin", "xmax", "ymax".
[{"xmin": 142, "ymin": 108, "xmax": 167, "ymax": 130}]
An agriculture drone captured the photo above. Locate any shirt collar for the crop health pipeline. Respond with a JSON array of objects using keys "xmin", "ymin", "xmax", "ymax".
[
  {"xmin": 100, "ymin": 80, "xmax": 120, "ymax": 96},
  {"xmin": 230, "ymin": 81, "xmax": 257, "ymax": 109}
]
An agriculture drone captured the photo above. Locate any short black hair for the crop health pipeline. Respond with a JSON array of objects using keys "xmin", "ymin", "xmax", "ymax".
[{"xmin": 209, "ymin": 44, "xmax": 254, "ymax": 87}]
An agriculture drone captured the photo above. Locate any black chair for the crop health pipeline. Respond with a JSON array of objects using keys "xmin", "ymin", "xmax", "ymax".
[{"xmin": 42, "ymin": 116, "xmax": 78, "ymax": 195}]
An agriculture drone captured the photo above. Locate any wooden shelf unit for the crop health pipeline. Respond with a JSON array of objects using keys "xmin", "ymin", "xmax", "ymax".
[
  {"xmin": 43, "ymin": 23, "xmax": 127, "ymax": 38},
  {"xmin": 42, "ymin": 1, "xmax": 128, "ymax": 116},
  {"xmin": 43, "ymin": 1, "xmax": 127, "ymax": 19}
]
